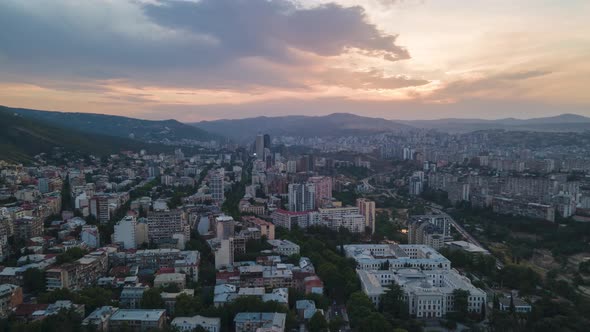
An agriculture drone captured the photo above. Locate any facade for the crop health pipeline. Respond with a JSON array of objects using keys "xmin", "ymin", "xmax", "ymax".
[
  {"xmin": 214, "ymin": 238, "xmax": 235, "ymax": 269},
  {"xmin": 154, "ymin": 273, "xmax": 186, "ymax": 290},
  {"xmin": 271, "ymin": 210, "xmax": 309, "ymax": 230},
  {"xmin": 215, "ymin": 215, "xmax": 235, "ymax": 240},
  {"xmin": 407, "ymin": 218, "xmax": 446, "ymax": 250},
  {"xmin": 491, "ymin": 197, "xmax": 555, "ymax": 222},
  {"xmin": 356, "ymin": 198, "xmax": 376, "ymax": 234}
]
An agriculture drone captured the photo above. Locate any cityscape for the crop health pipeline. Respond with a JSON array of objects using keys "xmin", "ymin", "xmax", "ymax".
[{"xmin": 1, "ymin": 1, "xmax": 590, "ymax": 332}]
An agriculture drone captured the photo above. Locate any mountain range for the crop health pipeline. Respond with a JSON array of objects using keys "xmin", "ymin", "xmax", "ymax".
[
  {"xmin": 192, "ymin": 113, "xmax": 412, "ymax": 142},
  {"xmin": 192, "ymin": 112, "xmax": 590, "ymax": 140}
]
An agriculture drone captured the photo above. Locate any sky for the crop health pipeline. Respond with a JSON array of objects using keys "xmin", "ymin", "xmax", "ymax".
[{"xmin": 1, "ymin": 0, "xmax": 589, "ymax": 122}]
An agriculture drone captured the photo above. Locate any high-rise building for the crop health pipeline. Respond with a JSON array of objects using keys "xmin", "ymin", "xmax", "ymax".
[
  {"xmin": 113, "ymin": 215, "xmax": 138, "ymax": 249},
  {"xmin": 263, "ymin": 134, "xmax": 271, "ymax": 149},
  {"xmin": 288, "ymin": 183, "xmax": 315, "ymax": 212},
  {"xmin": 210, "ymin": 169, "xmax": 225, "ymax": 203},
  {"xmin": 356, "ymin": 198, "xmax": 376, "ymax": 234},
  {"xmin": 409, "ymin": 176, "xmax": 423, "ymax": 196},
  {"xmin": 308, "ymin": 176, "xmax": 332, "ymax": 208},
  {"xmin": 215, "ymin": 238, "xmax": 235, "ymax": 269},
  {"xmin": 255, "ymin": 134, "xmax": 264, "ymax": 160}
]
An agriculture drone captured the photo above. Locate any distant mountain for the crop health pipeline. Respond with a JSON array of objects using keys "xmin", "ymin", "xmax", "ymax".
[
  {"xmin": 401, "ymin": 113, "xmax": 590, "ymax": 133},
  {"xmin": 0, "ymin": 107, "xmax": 160, "ymax": 162},
  {"xmin": 191, "ymin": 113, "xmax": 413, "ymax": 141},
  {"xmin": 5, "ymin": 105, "xmax": 215, "ymax": 143}
]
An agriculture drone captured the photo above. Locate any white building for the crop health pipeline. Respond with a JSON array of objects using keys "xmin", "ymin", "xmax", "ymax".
[
  {"xmin": 81, "ymin": 225, "xmax": 100, "ymax": 248},
  {"xmin": 288, "ymin": 183, "xmax": 315, "ymax": 212},
  {"xmin": 344, "ymin": 244, "xmax": 452, "ymax": 271},
  {"xmin": 214, "ymin": 238, "xmax": 235, "ymax": 269},
  {"xmin": 267, "ymin": 239, "xmax": 300, "ymax": 256},
  {"xmin": 172, "ymin": 315, "xmax": 221, "ymax": 332},
  {"xmin": 113, "ymin": 215, "xmax": 137, "ymax": 249}
]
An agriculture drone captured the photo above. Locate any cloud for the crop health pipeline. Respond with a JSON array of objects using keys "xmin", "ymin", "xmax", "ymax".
[
  {"xmin": 495, "ymin": 70, "xmax": 552, "ymax": 80},
  {"xmin": 0, "ymin": 0, "xmax": 411, "ymax": 91}
]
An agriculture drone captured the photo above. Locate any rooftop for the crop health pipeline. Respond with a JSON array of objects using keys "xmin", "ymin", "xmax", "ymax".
[{"xmin": 109, "ymin": 309, "xmax": 165, "ymax": 322}]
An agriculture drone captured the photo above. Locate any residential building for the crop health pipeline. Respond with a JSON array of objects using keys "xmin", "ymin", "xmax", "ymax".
[
  {"xmin": 0, "ymin": 284, "xmax": 23, "ymax": 318},
  {"xmin": 120, "ymin": 286, "xmax": 148, "ymax": 309},
  {"xmin": 242, "ymin": 216, "xmax": 275, "ymax": 240},
  {"xmin": 82, "ymin": 306, "xmax": 118, "ymax": 331},
  {"xmin": 357, "ymin": 198, "xmax": 376, "ymax": 234},
  {"xmin": 267, "ymin": 240, "xmax": 300, "ymax": 256},
  {"xmin": 113, "ymin": 215, "xmax": 138, "ymax": 249},
  {"xmin": 154, "ymin": 273, "xmax": 186, "ymax": 290},
  {"xmin": 210, "ymin": 169, "xmax": 225, "ymax": 203},
  {"xmin": 499, "ymin": 296, "xmax": 532, "ymax": 313},
  {"xmin": 13, "ymin": 217, "xmax": 43, "ymax": 241},
  {"xmin": 81, "ymin": 225, "xmax": 100, "ymax": 248},
  {"xmin": 147, "ymin": 209, "xmax": 190, "ymax": 245},
  {"xmin": 308, "ymin": 176, "xmax": 332, "ymax": 208},
  {"xmin": 109, "ymin": 309, "xmax": 166, "ymax": 332},
  {"xmin": 288, "ymin": 183, "xmax": 315, "ymax": 212}
]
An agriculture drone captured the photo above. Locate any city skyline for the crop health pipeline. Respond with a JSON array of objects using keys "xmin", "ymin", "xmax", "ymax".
[{"xmin": 1, "ymin": 0, "xmax": 589, "ymax": 122}]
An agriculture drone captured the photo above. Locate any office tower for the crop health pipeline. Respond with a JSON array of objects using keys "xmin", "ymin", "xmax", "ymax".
[
  {"xmin": 255, "ymin": 134, "xmax": 264, "ymax": 160},
  {"xmin": 288, "ymin": 183, "xmax": 315, "ymax": 212},
  {"xmin": 356, "ymin": 198, "xmax": 376, "ymax": 234}
]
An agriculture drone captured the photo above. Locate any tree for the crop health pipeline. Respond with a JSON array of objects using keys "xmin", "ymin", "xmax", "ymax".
[
  {"xmin": 308, "ymin": 312, "xmax": 328, "ymax": 332},
  {"xmin": 381, "ymin": 283, "xmax": 409, "ymax": 320},
  {"xmin": 22, "ymin": 268, "xmax": 46, "ymax": 295},
  {"xmin": 174, "ymin": 293, "xmax": 202, "ymax": 317},
  {"xmin": 452, "ymin": 289, "xmax": 470, "ymax": 321},
  {"xmin": 140, "ymin": 288, "xmax": 164, "ymax": 309}
]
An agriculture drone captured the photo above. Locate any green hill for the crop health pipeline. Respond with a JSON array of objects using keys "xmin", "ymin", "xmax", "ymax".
[
  {"xmin": 0, "ymin": 108, "xmax": 160, "ymax": 162},
  {"xmin": 4, "ymin": 105, "xmax": 215, "ymax": 143}
]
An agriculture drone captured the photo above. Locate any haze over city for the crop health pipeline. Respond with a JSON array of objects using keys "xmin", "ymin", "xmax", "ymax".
[{"xmin": 1, "ymin": 0, "xmax": 589, "ymax": 121}]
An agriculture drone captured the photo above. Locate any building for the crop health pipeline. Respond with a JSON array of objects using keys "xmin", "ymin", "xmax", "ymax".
[
  {"xmin": 234, "ymin": 312, "xmax": 286, "ymax": 332},
  {"xmin": 357, "ymin": 268, "xmax": 486, "ymax": 318},
  {"xmin": 242, "ymin": 216, "xmax": 275, "ymax": 240},
  {"xmin": 45, "ymin": 251, "xmax": 108, "ymax": 291},
  {"xmin": 214, "ymin": 238, "xmax": 235, "ymax": 269},
  {"xmin": 491, "ymin": 197, "xmax": 555, "ymax": 222},
  {"xmin": 171, "ymin": 315, "xmax": 221, "ymax": 332},
  {"xmin": 408, "ymin": 214, "xmax": 451, "ymax": 237},
  {"xmin": 255, "ymin": 134, "xmax": 265, "ymax": 160},
  {"xmin": 13, "ymin": 217, "xmax": 43, "ymax": 241},
  {"xmin": 308, "ymin": 176, "xmax": 332, "ymax": 208},
  {"xmin": 108, "ymin": 309, "xmax": 166, "ymax": 332},
  {"xmin": 499, "ymin": 296, "xmax": 532, "ymax": 313},
  {"xmin": 82, "ymin": 306, "xmax": 118, "ymax": 331},
  {"xmin": 407, "ymin": 219, "xmax": 446, "ymax": 250},
  {"xmin": 409, "ymin": 176, "xmax": 423, "ymax": 196},
  {"xmin": 154, "ymin": 273, "xmax": 186, "ymax": 290},
  {"xmin": 147, "ymin": 209, "xmax": 190, "ymax": 245},
  {"xmin": 267, "ymin": 240, "xmax": 300, "ymax": 256},
  {"xmin": 210, "ymin": 169, "xmax": 225, "ymax": 203},
  {"xmin": 0, "ymin": 284, "xmax": 23, "ymax": 318},
  {"xmin": 343, "ymin": 244, "xmax": 451, "ymax": 271},
  {"xmin": 288, "ymin": 183, "xmax": 315, "ymax": 212},
  {"xmin": 120, "ymin": 286, "xmax": 148, "ymax": 309},
  {"xmin": 271, "ymin": 210, "xmax": 309, "ymax": 230},
  {"xmin": 81, "ymin": 225, "xmax": 100, "ymax": 248},
  {"xmin": 215, "ymin": 215, "xmax": 235, "ymax": 240},
  {"xmin": 357, "ymin": 198, "xmax": 376, "ymax": 234},
  {"xmin": 113, "ymin": 215, "xmax": 138, "ymax": 249}
]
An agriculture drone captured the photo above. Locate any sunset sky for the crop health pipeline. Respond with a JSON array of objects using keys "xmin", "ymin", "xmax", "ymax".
[{"xmin": 1, "ymin": 0, "xmax": 589, "ymax": 122}]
